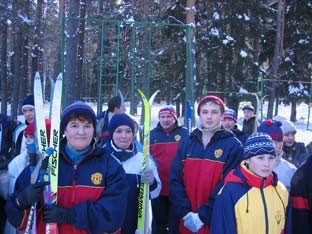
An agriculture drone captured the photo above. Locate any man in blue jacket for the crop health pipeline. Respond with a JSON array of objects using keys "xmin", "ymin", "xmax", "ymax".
[{"xmin": 170, "ymin": 96, "xmax": 244, "ymax": 234}]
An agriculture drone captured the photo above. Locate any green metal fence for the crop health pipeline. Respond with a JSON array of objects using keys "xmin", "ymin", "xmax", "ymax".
[{"xmin": 61, "ymin": 17, "xmax": 194, "ymax": 121}]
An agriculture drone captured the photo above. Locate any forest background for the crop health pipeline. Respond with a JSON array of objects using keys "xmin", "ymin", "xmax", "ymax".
[{"xmin": 0, "ymin": 0, "xmax": 311, "ymax": 122}]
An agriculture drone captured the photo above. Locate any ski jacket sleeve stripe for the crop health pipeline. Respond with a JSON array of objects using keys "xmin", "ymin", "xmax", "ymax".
[{"xmin": 292, "ymin": 196, "xmax": 310, "ymax": 209}]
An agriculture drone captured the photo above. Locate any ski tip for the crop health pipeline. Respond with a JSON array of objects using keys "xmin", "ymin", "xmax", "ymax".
[
  {"xmin": 56, "ymin": 72, "xmax": 63, "ymax": 80},
  {"xmin": 137, "ymin": 89, "xmax": 143, "ymax": 95},
  {"xmin": 35, "ymin": 72, "xmax": 40, "ymax": 79}
]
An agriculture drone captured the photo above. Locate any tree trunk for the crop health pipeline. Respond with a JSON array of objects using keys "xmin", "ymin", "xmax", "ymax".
[
  {"xmin": 96, "ymin": 0, "xmax": 104, "ymax": 114},
  {"xmin": 290, "ymin": 100, "xmax": 297, "ymax": 121},
  {"xmin": 11, "ymin": 0, "xmax": 25, "ymax": 117},
  {"xmin": 64, "ymin": 0, "xmax": 80, "ymax": 106},
  {"xmin": 0, "ymin": 0, "xmax": 9, "ymax": 114},
  {"xmin": 53, "ymin": 0, "xmax": 65, "ymax": 79},
  {"xmin": 267, "ymin": 0, "xmax": 285, "ymax": 119},
  {"xmin": 77, "ymin": 0, "xmax": 86, "ymax": 97},
  {"xmin": 31, "ymin": 0, "xmax": 44, "ymax": 79},
  {"xmin": 21, "ymin": 0, "xmax": 30, "ymax": 95}
]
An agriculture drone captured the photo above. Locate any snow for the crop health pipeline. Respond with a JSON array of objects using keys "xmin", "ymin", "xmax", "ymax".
[
  {"xmin": 240, "ymin": 50, "xmax": 248, "ymax": 57},
  {"xmin": 213, "ymin": 12, "xmax": 220, "ymax": 20},
  {"xmin": 210, "ymin": 27, "xmax": 219, "ymax": 36},
  {"xmin": 8, "ymin": 99, "xmax": 312, "ymax": 146},
  {"xmin": 244, "ymin": 13, "xmax": 250, "ymax": 21},
  {"xmin": 298, "ymin": 39, "xmax": 309, "ymax": 44},
  {"xmin": 97, "ymin": 100, "xmax": 312, "ymax": 146}
]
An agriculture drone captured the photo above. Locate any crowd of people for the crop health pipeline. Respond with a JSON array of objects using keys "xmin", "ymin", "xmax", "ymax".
[{"xmin": 0, "ymin": 94, "xmax": 311, "ymax": 234}]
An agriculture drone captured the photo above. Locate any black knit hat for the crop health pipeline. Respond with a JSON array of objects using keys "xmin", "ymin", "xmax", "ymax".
[
  {"xmin": 60, "ymin": 101, "xmax": 96, "ymax": 135},
  {"xmin": 22, "ymin": 95, "xmax": 35, "ymax": 111},
  {"xmin": 108, "ymin": 113, "xmax": 135, "ymax": 137}
]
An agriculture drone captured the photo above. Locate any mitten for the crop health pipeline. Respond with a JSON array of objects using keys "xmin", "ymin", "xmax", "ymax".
[
  {"xmin": 44, "ymin": 205, "xmax": 75, "ymax": 224},
  {"xmin": 183, "ymin": 212, "xmax": 204, "ymax": 232},
  {"xmin": 141, "ymin": 168, "xmax": 154, "ymax": 185}
]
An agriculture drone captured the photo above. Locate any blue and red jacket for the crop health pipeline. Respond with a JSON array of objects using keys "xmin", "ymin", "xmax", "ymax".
[
  {"xmin": 211, "ymin": 163, "xmax": 292, "ymax": 234},
  {"xmin": 150, "ymin": 123, "xmax": 188, "ymax": 196},
  {"xmin": 290, "ymin": 155, "xmax": 312, "ymax": 234},
  {"xmin": 169, "ymin": 128, "xmax": 244, "ymax": 234},
  {"xmin": 6, "ymin": 139, "xmax": 129, "ymax": 234}
]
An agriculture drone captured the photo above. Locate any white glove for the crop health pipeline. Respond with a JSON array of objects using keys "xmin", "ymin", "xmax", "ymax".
[
  {"xmin": 135, "ymin": 227, "xmax": 151, "ymax": 234},
  {"xmin": 141, "ymin": 168, "xmax": 154, "ymax": 185},
  {"xmin": 183, "ymin": 212, "xmax": 204, "ymax": 232}
]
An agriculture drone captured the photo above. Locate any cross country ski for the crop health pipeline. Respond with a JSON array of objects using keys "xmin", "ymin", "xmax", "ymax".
[{"xmin": 136, "ymin": 89, "xmax": 151, "ymax": 234}]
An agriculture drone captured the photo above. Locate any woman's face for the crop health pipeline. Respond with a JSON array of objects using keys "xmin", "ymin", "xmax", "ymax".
[
  {"xmin": 112, "ymin": 125, "xmax": 133, "ymax": 150},
  {"xmin": 64, "ymin": 118, "xmax": 94, "ymax": 151},
  {"xmin": 245, "ymin": 154, "xmax": 276, "ymax": 178}
]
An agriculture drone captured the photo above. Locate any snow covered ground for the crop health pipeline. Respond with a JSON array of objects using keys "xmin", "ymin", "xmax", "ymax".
[
  {"xmin": 11, "ymin": 99, "xmax": 312, "ymax": 146},
  {"xmin": 118, "ymin": 101, "xmax": 312, "ymax": 146}
]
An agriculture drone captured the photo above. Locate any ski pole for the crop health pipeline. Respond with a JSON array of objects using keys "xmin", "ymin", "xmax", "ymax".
[{"xmin": 25, "ymin": 147, "xmax": 53, "ymax": 234}]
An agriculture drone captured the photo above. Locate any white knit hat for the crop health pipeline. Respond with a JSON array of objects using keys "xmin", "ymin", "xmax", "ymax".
[{"xmin": 273, "ymin": 116, "xmax": 297, "ymax": 134}]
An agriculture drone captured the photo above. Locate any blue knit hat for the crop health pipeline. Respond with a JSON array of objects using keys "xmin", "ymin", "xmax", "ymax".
[
  {"xmin": 22, "ymin": 95, "xmax": 35, "ymax": 111},
  {"xmin": 60, "ymin": 101, "xmax": 96, "ymax": 134},
  {"xmin": 109, "ymin": 113, "xmax": 135, "ymax": 137},
  {"xmin": 258, "ymin": 119, "xmax": 283, "ymax": 141},
  {"xmin": 223, "ymin": 108, "xmax": 237, "ymax": 122},
  {"xmin": 244, "ymin": 132, "xmax": 276, "ymax": 159}
]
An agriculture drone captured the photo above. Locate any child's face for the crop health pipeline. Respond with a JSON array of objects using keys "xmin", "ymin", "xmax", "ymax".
[
  {"xmin": 273, "ymin": 140, "xmax": 283, "ymax": 155},
  {"xmin": 222, "ymin": 118, "xmax": 236, "ymax": 130},
  {"xmin": 243, "ymin": 109, "xmax": 254, "ymax": 120},
  {"xmin": 112, "ymin": 125, "xmax": 134, "ymax": 150},
  {"xmin": 283, "ymin": 131, "xmax": 296, "ymax": 147},
  {"xmin": 22, "ymin": 107, "xmax": 35, "ymax": 123},
  {"xmin": 25, "ymin": 135, "xmax": 34, "ymax": 144},
  {"xmin": 245, "ymin": 154, "xmax": 276, "ymax": 178}
]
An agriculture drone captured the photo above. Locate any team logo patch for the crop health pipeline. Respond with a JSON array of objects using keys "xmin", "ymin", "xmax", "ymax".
[
  {"xmin": 91, "ymin": 172, "xmax": 103, "ymax": 185},
  {"xmin": 214, "ymin": 149, "xmax": 223, "ymax": 158},
  {"xmin": 275, "ymin": 210, "xmax": 282, "ymax": 224},
  {"xmin": 175, "ymin": 135, "xmax": 181, "ymax": 141}
]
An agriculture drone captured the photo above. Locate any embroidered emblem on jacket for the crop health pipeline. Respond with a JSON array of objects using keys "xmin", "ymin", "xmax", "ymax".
[
  {"xmin": 214, "ymin": 149, "xmax": 223, "ymax": 158},
  {"xmin": 275, "ymin": 210, "xmax": 282, "ymax": 224},
  {"xmin": 175, "ymin": 135, "xmax": 181, "ymax": 141},
  {"xmin": 91, "ymin": 172, "xmax": 103, "ymax": 185}
]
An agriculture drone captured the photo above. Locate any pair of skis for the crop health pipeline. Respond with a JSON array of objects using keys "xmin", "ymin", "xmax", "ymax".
[
  {"xmin": 25, "ymin": 72, "xmax": 62, "ymax": 234},
  {"xmin": 136, "ymin": 89, "xmax": 159, "ymax": 234}
]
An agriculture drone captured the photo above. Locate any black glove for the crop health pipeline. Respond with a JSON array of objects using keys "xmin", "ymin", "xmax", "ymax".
[
  {"xmin": 44, "ymin": 205, "xmax": 75, "ymax": 224},
  {"xmin": 16, "ymin": 181, "xmax": 49, "ymax": 209}
]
